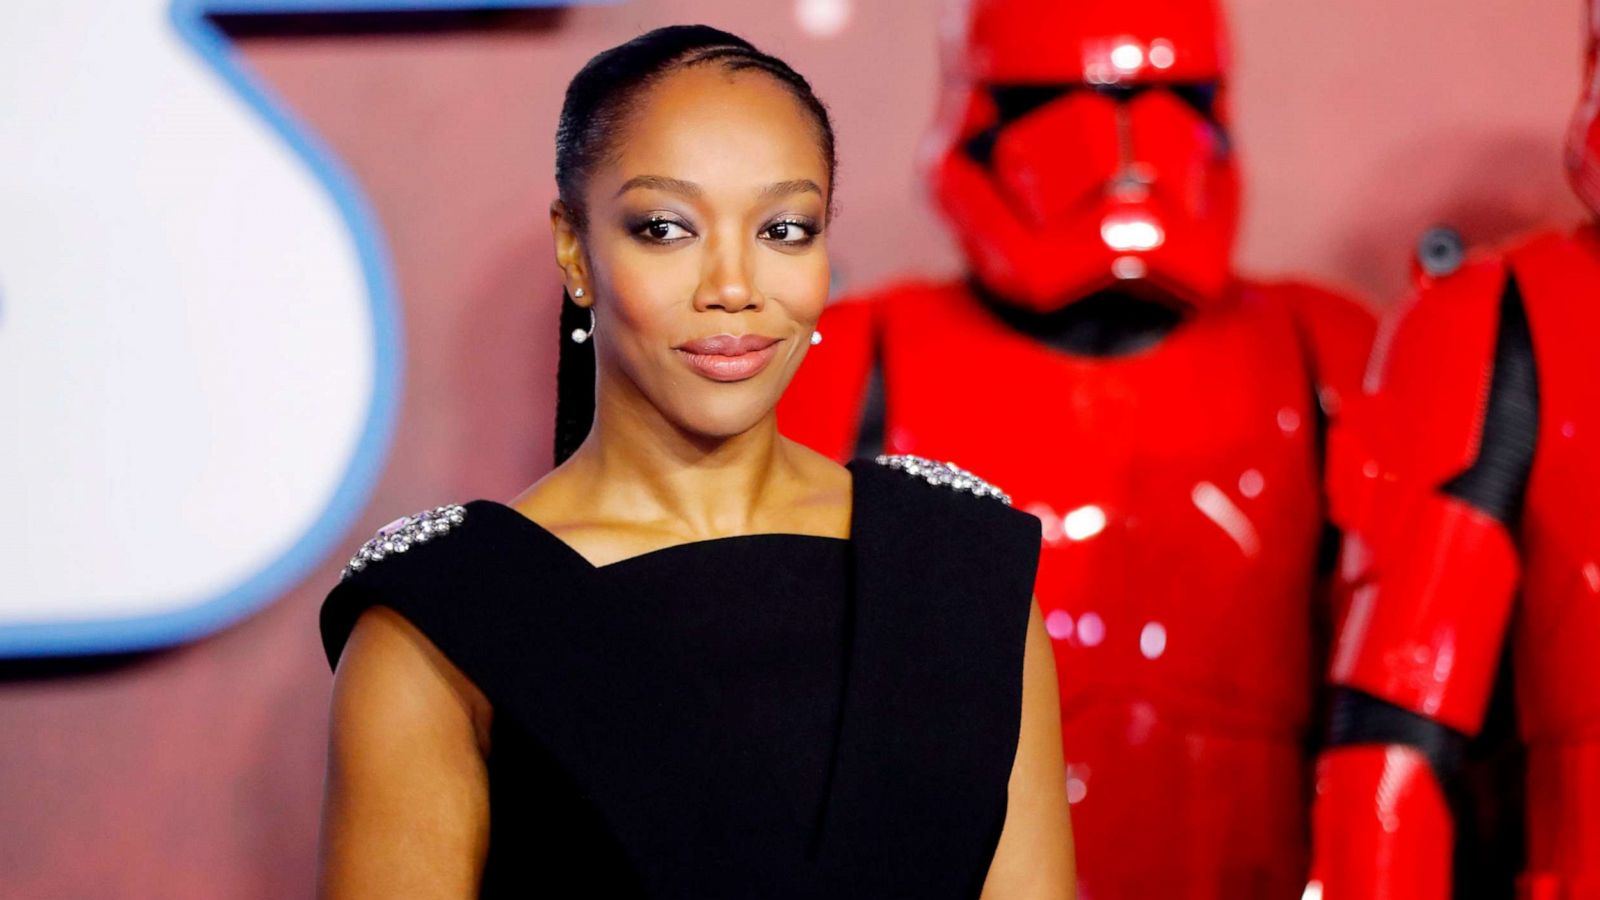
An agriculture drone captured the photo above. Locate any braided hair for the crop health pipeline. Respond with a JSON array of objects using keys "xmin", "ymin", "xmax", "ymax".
[{"xmin": 551, "ymin": 24, "xmax": 837, "ymax": 465}]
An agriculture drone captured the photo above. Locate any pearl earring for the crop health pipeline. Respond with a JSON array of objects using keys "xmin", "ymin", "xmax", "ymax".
[
  {"xmin": 809, "ymin": 330, "xmax": 823, "ymax": 346},
  {"xmin": 571, "ymin": 307, "xmax": 595, "ymax": 344}
]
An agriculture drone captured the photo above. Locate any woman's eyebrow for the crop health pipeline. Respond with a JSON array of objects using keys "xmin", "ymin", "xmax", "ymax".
[
  {"xmin": 613, "ymin": 176, "xmax": 822, "ymax": 200},
  {"xmin": 761, "ymin": 179, "xmax": 823, "ymax": 199},
  {"xmin": 615, "ymin": 175, "xmax": 702, "ymax": 198}
]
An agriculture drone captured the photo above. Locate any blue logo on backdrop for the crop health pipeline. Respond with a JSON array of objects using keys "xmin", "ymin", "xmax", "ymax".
[{"xmin": 0, "ymin": 0, "xmax": 609, "ymax": 658}]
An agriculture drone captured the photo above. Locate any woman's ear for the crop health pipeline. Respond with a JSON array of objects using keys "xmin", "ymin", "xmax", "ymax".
[{"xmin": 550, "ymin": 200, "xmax": 591, "ymax": 306}]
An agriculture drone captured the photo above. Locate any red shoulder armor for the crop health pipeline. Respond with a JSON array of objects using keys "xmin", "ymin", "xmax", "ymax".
[
  {"xmin": 1326, "ymin": 259, "xmax": 1503, "ymax": 535},
  {"xmin": 1261, "ymin": 279, "xmax": 1378, "ymax": 421}
]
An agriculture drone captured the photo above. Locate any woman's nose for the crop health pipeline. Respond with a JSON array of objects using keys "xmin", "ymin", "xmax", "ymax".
[{"xmin": 695, "ymin": 238, "xmax": 761, "ymax": 312}]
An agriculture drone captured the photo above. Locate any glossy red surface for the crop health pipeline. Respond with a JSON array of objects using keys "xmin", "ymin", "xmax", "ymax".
[
  {"xmin": 1524, "ymin": 743, "xmax": 1600, "ymax": 899},
  {"xmin": 1328, "ymin": 492, "xmax": 1519, "ymax": 733},
  {"xmin": 927, "ymin": 0, "xmax": 1239, "ymax": 313},
  {"xmin": 780, "ymin": 275, "xmax": 1374, "ymax": 898},
  {"xmin": 1323, "ymin": 258, "xmax": 1505, "ymax": 540},
  {"xmin": 952, "ymin": 0, "xmax": 1229, "ymax": 84},
  {"xmin": 1513, "ymin": 230, "xmax": 1600, "ymax": 897},
  {"xmin": 1310, "ymin": 745, "xmax": 1453, "ymax": 900}
]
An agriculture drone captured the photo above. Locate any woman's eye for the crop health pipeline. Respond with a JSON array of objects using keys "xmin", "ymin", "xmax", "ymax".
[
  {"xmin": 762, "ymin": 221, "xmax": 814, "ymax": 244},
  {"xmin": 638, "ymin": 218, "xmax": 692, "ymax": 242}
]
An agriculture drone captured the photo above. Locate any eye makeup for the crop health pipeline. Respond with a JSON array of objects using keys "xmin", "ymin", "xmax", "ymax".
[
  {"xmin": 626, "ymin": 212, "xmax": 696, "ymax": 245},
  {"xmin": 759, "ymin": 215, "xmax": 821, "ymax": 247},
  {"xmin": 622, "ymin": 211, "xmax": 823, "ymax": 248}
]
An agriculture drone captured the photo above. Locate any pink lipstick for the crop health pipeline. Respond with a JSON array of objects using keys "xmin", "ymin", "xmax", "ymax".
[{"xmin": 674, "ymin": 333, "xmax": 781, "ymax": 382}]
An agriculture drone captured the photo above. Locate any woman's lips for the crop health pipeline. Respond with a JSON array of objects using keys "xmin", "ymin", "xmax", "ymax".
[{"xmin": 674, "ymin": 334, "xmax": 781, "ymax": 382}]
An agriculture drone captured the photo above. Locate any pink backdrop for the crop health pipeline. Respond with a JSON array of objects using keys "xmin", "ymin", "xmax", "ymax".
[{"xmin": 0, "ymin": 1, "xmax": 1586, "ymax": 896}]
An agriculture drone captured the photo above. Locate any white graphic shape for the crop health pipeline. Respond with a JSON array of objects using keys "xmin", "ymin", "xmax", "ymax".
[{"xmin": 0, "ymin": 3, "xmax": 390, "ymax": 652}]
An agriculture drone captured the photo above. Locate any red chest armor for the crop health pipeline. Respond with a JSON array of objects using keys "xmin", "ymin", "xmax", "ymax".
[
  {"xmin": 781, "ymin": 279, "xmax": 1373, "ymax": 898},
  {"xmin": 1514, "ymin": 230, "xmax": 1600, "ymax": 742}
]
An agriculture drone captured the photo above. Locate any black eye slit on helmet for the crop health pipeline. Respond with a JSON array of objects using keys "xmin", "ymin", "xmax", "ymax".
[{"xmin": 962, "ymin": 80, "xmax": 1226, "ymax": 168}]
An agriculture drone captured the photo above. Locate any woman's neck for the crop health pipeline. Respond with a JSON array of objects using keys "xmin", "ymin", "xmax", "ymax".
[{"xmin": 562, "ymin": 390, "xmax": 801, "ymax": 539}]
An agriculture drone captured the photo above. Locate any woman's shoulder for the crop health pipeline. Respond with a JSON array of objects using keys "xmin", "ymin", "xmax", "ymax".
[
  {"xmin": 320, "ymin": 500, "xmax": 553, "ymax": 674},
  {"xmin": 336, "ymin": 503, "xmax": 473, "ymax": 581},
  {"xmin": 330, "ymin": 500, "xmax": 544, "ymax": 590},
  {"xmin": 851, "ymin": 453, "xmax": 1041, "ymax": 586},
  {"xmin": 863, "ymin": 454, "xmax": 1013, "ymax": 505},
  {"xmin": 854, "ymin": 454, "xmax": 1034, "ymax": 534}
]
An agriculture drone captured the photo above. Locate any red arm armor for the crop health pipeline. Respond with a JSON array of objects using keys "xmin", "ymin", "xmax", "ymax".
[
  {"xmin": 1312, "ymin": 745, "xmax": 1455, "ymax": 900},
  {"xmin": 1312, "ymin": 257, "xmax": 1528, "ymax": 900},
  {"xmin": 1328, "ymin": 258, "xmax": 1523, "ymax": 734}
]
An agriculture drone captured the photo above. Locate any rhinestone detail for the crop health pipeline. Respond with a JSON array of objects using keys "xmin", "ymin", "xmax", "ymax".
[
  {"xmin": 875, "ymin": 454, "xmax": 1012, "ymax": 505},
  {"xmin": 340, "ymin": 504, "xmax": 467, "ymax": 580}
]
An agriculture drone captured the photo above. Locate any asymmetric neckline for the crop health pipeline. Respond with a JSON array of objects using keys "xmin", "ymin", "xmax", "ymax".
[
  {"xmin": 320, "ymin": 456, "xmax": 1042, "ymax": 897},
  {"xmin": 476, "ymin": 460, "xmax": 859, "ymax": 572}
]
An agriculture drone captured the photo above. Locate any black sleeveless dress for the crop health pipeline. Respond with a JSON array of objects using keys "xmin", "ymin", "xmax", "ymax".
[{"xmin": 321, "ymin": 457, "xmax": 1041, "ymax": 899}]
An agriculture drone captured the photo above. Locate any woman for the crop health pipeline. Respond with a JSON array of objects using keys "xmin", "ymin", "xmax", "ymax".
[{"xmin": 318, "ymin": 25, "xmax": 1075, "ymax": 899}]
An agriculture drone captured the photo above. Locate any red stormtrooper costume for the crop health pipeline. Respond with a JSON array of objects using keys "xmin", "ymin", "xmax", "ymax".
[
  {"xmin": 777, "ymin": 0, "xmax": 1374, "ymax": 896},
  {"xmin": 1312, "ymin": 3, "xmax": 1600, "ymax": 898}
]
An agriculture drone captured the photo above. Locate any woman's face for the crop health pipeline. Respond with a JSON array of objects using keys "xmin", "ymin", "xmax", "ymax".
[{"xmin": 557, "ymin": 64, "xmax": 832, "ymax": 441}]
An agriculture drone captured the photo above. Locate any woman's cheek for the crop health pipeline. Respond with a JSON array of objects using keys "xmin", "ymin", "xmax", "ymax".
[
  {"xmin": 600, "ymin": 255, "xmax": 691, "ymax": 340},
  {"xmin": 767, "ymin": 251, "xmax": 828, "ymax": 308}
]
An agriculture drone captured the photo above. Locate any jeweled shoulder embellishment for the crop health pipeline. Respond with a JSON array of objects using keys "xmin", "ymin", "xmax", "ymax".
[
  {"xmin": 340, "ymin": 504, "xmax": 467, "ymax": 580},
  {"xmin": 874, "ymin": 454, "xmax": 1012, "ymax": 505}
]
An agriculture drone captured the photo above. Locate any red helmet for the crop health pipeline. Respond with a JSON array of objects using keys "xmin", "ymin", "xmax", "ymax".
[
  {"xmin": 1568, "ymin": 0, "xmax": 1600, "ymax": 215},
  {"xmin": 926, "ymin": 0, "xmax": 1240, "ymax": 312}
]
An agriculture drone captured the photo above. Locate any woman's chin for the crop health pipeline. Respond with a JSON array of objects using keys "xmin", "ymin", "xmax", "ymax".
[{"xmin": 671, "ymin": 399, "xmax": 777, "ymax": 443}]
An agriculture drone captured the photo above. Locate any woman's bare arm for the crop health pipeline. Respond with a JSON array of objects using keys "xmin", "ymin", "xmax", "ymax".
[
  {"xmin": 981, "ymin": 601, "xmax": 1077, "ymax": 899},
  {"xmin": 319, "ymin": 606, "xmax": 492, "ymax": 899}
]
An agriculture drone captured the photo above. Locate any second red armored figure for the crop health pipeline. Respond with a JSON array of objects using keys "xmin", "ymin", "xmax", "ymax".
[{"xmin": 1312, "ymin": 1, "xmax": 1600, "ymax": 896}]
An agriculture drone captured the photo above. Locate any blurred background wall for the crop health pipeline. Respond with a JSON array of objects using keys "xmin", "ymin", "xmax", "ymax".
[{"xmin": 0, "ymin": 0, "xmax": 1586, "ymax": 896}]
